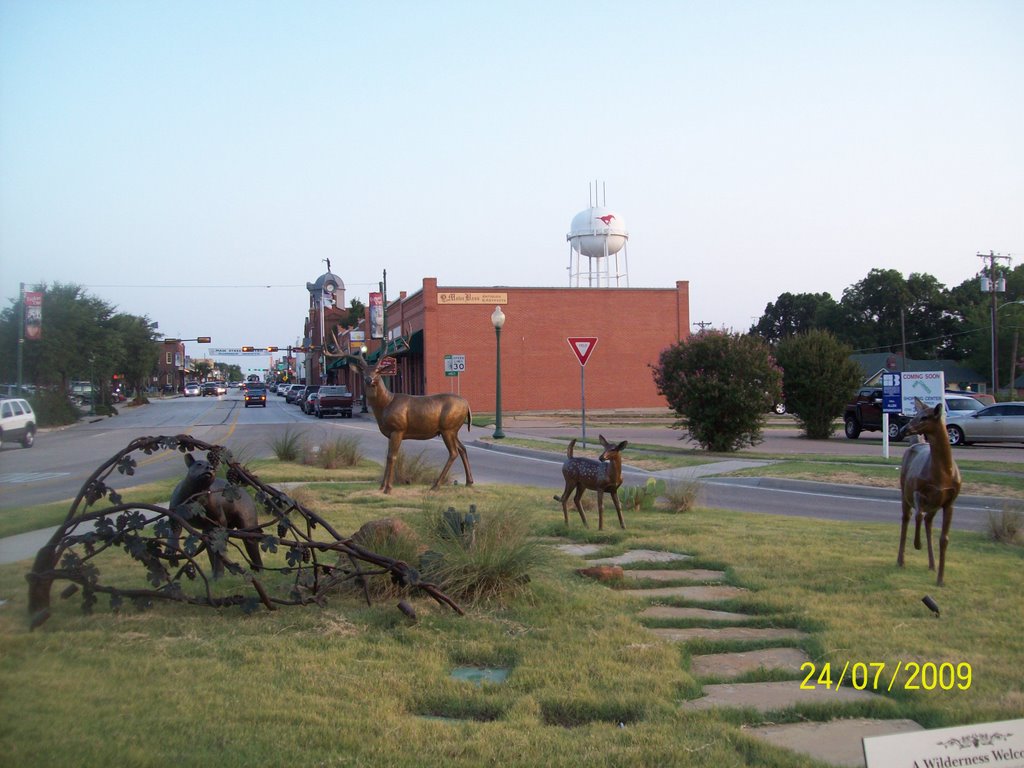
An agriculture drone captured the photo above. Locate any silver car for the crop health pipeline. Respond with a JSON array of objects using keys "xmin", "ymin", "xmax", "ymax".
[{"xmin": 946, "ymin": 402, "xmax": 1024, "ymax": 446}]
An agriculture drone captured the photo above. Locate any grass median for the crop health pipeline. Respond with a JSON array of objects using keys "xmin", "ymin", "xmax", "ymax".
[{"xmin": 0, "ymin": 463, "xmax": 1022, "ymax": 767}]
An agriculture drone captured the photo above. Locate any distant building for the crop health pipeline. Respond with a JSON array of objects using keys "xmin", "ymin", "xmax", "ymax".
[
  {"xmin": 157, "ymin": 340, "xmax": 186, "ymax": 392},
  {"xmin": 852, "ymin": 353, "xmax": 985, "ymax": 392},
  {"xmin": 330, "ymin": 277, "xmax": 691, "ymax": 412}
]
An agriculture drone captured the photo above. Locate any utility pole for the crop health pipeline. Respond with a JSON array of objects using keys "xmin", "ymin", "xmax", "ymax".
[
  {"xmin": 692, "ymin": 321, "xmax": 713, "ymax": 334},
  {"xmin": 978, "ymin": 251, "xmax": 1012, "ymax": 395}
]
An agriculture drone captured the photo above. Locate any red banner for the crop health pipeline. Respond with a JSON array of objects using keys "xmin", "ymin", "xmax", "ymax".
[
  {"xmin": 369, "ymin": 292, "xmax": 384, "ymax": 339},
  {"xmin": 24, "ymin": 291, "xmax": 42, "ymax": 341}
]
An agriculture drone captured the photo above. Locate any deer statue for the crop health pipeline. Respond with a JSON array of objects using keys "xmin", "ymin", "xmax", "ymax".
[
  {"xmin": 356, "ymin": 355, "xmax": 473, "ymax": 494},
  {"xmin": 554, "ymin": 435, "xmax": 629, "ymax": 530},
  {"xmin": 898, "ymin": 398, "xmax": 961, "ymax": 586}
]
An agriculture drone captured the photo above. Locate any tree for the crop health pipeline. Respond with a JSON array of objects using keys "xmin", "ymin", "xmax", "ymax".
[
  {"xmin": 750, "ymin": 291, "xmax": 842, "ymax": 344},
  {"xmin": 652, "ymin": 330, "xmax": 782, "ymax": 452},
  {"xmin": 775, "ymin": 331, "xmax": 863, "ymax": 439},
  {"xmin": 345, "ymin": 298, "xmax": 366, "ymax": 328},
  {"xmin": 108, "ymin": 313, "xmax": 161, "ymax": 403}
]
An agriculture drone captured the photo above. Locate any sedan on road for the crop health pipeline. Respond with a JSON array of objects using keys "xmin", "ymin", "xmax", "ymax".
[
  {"xmin": 183, "ymin": 383, "xmax": 201, "ymax": 397},
  {"xmin": 244, "ymin": 386, "xmax": 267, "ymax": 408},
  {"xmin": 946, "ymin": 402, "xmax": 1024, "ymax": 446}
]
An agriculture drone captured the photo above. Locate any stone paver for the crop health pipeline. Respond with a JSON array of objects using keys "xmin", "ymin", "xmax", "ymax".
[
  {"xmin": 621, "ymin": 568, "xmax": 725, "ymax": 583},
  {"xmin": 554, "ymin": 544, "xmax": 604, "ymax": 557},
  {"xmin": 639, "ymin": 606, "xmax": 754, "ymax": 622},
  {"xmin": 690, "ymin": 648, "xmax": 811, "ymax": 679},
  {"xmin": 587, "ymin": 550, "xmax": 692, "ymax": 566},
  {"xmin": 744, "ymin": 718, "xmax": 924, "ymax": 768},
  {"xmin": 618, "ymin": 585, "xmax": 747, "ymax": 601},
  {"xmin": 649, "ymin": 626, "xmax": 808, "ymax": 643},
  {"xmin": 679, "ymin": 680, "xmax": 885, "ymax": 713}
]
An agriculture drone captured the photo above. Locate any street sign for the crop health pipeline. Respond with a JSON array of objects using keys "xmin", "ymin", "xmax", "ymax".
[
  {"xmin": 444, "ymin": 354, "xmax": 466, "ymax": 377},
  {"xmin": 567, "ymin": 337, "xmax": 598, "ymax": 366}
]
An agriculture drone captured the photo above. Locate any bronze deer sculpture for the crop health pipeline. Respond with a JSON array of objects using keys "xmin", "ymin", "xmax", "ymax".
[
  {"xmin": 554, "ymin": 435, "xmax": 629, "ymax": 530},
  {"xmin": 355, "ymin": 355, "xmax": 474, "ymax": 494},
  {"xmin": 898, "ymin": 398, "xmax": 961, "ymax": 586}
]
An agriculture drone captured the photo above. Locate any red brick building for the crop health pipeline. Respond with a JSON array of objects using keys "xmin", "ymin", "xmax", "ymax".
[{"xmin": 336, "ymin": 277, "xmax": 690, "ymax": 412}]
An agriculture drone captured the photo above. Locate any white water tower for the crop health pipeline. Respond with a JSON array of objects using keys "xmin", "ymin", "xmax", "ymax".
[{"xmin": 566, "ymin": 183, "xmax": 629, "ymax": 287}]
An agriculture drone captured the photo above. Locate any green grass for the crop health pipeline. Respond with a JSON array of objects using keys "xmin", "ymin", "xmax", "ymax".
[{"xmin": 1, "ymin": 470, "xmax": 1022, "ymax": 767}]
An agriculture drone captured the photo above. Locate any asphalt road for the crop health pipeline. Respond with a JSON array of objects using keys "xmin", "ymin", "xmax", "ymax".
[{"xmin": 0, "ymin": 392, "xmax": 1015, "ymax": 540}]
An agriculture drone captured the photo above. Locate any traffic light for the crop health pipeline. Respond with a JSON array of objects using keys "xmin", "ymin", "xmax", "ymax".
[
  {"xmin": 241, "ymin": 346, "xmax": 255, "ymax": 352},
  {"xmin": 196, "ymin": 336, "xmax": 212, "ymax": 343},
  {"xmin": 266, "ymin": 346, "xmax": 279, "ymax": 352}
]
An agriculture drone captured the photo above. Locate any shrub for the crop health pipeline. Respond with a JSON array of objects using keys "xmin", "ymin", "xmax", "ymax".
[
  {"xmin": 775, "ymin": 330, "xmax": 863, "ymax": 439},
  {"xmin": 652, "ymin": 330, "xmax": 782, "ymax": 452},
  {"xmin": 988, "ymin": 506, "xmax": 1023, "ymax": 545},
  {"xmin": 30, "ymin": 389, "xmax": 80, "ymax": 427},
  {"xmin": 661, "ymin": 479, "xmax": 700, "ymax": 513},
  {"xmin": 269, "ymin": 427, "xmax": 304, "ymax": 462},
  {"xmin": 392, "ymin": 448, "xmax": 438, "ymax": 486},
  {"xmin": 348, "ymin": 518, "xmax": 425, "ymax": 599},
  {"xmin": 306, "ymin": 436, "xmax": 363, "ymax": 469},
  {"xmin": 420, "ymin": 504, "xmax": 546, "ymax": 605}
]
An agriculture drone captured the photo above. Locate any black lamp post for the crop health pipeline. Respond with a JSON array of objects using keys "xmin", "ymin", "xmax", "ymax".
[{"xmin": 491, "ymin": 306, "xmax": 505, "ymax": 439}]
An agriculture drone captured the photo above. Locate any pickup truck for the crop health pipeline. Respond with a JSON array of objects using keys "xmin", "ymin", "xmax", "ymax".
[
  {"xmin": 315, "ymin": 385, "xmax": 354, "ymax": 418},
  {"xmin": 844, "ymin": 388, "xmax": 908, "ymax": 440}
]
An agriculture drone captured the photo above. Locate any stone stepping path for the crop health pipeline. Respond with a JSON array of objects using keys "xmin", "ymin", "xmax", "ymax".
[
  {"xmin": 560, "ymin": 543, "xmax": 921, "ymax": 767},
  {"xmin": 621, "ymin": 568, "xmax": 725, "ymax": 583},
  {"xmin": 639, "ymin": 606, "xmax": 753, "ymax": 622},
  {"xmin": 743, "ymin": 719, "xmax": 924, "ymax": 768},
  {"xmin": 618, "ymin": 584, "xmax": 748, "ymax": 601},
  {"xmin": 680, "ymin": 680, "xmax": 885, "ymax": 713},
  {"xmin": 690, "ymin": 648, "xmax": 811, "ymax": 679},
  {"xmin": 649, "ymin": 626, "xmax": 808, "ymax": 644}
]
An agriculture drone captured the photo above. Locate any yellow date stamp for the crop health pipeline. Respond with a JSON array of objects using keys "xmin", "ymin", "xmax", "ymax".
[{"xmin": 800, "ymin": 661, "xmax": 973, "ymax": 692}]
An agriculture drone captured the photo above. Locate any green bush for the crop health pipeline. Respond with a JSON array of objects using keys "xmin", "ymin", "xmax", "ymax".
[
  {"xmin": 29, "ymin": 389, "xmax": 79, "ymax": 427},
  {"xmin": 268, "ymin": 427, "xmax": 304, "ymax": 462},
  {"xmin": 775, "ymin": 330, "xmax": 863, "ymax": 439},
  {"xmin": 652, "ymin": 330, "xmax": 782, "ymax": 452}
]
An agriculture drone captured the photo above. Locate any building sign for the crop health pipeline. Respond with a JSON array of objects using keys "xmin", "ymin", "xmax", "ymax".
[
  {"xmin": 369, "ymin": 292, "xmax": 384, "ymax": 339},
  {"xmin": 436, "ymin": 292, "xmax": 508, "ymax": 305},
  {"xmin": 882, "ymin": 373, "xmax": 902, "ymax": 413},
  {"xmin": 208, "ymin": 348, "xmax": 267, "ymax": 356},
  {"xmin": 24, "ymin": 291, "xmax": 42, "ymax": 340}
]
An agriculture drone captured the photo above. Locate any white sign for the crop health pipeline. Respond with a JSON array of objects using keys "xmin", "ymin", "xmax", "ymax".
[
  {"xmin": 444, "ymin": 354, "xmax": 466, "ymax": 377},
  {"xmin": 901, "ymin": 371, "xmax": 945, "ymax": 415},
  {"xmin": 208, "ymin": 348, "xmax": 265, "ymax": 357},
  {"xmin": 864, "ymin": 718, "xmax": 1024, "ymax": 767}
]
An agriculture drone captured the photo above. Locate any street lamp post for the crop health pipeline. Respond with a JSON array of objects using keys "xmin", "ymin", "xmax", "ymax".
[{"xmin": 491, "ymin": 306, "xmax": 506, "ymax": 439}]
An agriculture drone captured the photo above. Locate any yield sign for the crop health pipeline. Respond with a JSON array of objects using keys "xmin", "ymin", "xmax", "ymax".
[{"xmin": 567, "ymin": 337, "xmax": 598, "ymax": 366}]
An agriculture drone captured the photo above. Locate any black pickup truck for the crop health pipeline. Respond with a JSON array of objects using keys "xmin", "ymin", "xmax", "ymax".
[
  {"xmin": 315, "ymin": 385, "xmax": 354, "ymax": 418},
  {"xmin": 843, "ymin": 388, "xmax": 908, "ymax": 440}
]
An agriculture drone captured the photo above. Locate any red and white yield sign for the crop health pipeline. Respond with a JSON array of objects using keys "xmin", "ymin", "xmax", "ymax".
[{"xmin": 567, "ymin": 337, "xmax": 598, "ymax": 366}]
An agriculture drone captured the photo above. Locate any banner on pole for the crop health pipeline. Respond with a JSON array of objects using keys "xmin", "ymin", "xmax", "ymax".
[{"xmin": 24, "ymin": 291, "xmax": 42, "ymax": 341}]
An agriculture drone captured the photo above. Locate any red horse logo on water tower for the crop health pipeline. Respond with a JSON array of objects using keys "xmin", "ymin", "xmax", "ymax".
[{"xmin": 597, "ymin": 214, "xmax": 615, "ymax": 225}]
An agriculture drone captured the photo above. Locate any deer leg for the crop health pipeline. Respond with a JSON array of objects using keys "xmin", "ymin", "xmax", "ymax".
[
  {"xmin": 897, "ymin": 498, "xmax": 913, "ymax": 566},
  {"xmin": 924, "ymin": 508, "xmax": 939, "ymax": 572},
  {"xmin": 596, "ymin": 491, "xmax": 605, "ymax": 531},
  {"xmin": 556, "ymin": 483, "xmax": 573, "ymax": 525},
  {"xmin": 455, "ymin": 437, "xmax": 473, "ymax": 487},
  {"xmin": 913, "ymin": 497, "xmax": 925, "ymax": 551},
  {"xmin": 433, "ymin": 433, "xmax": 460, "ymax": 490},
  {"xmin": 572, "ymin": 486, "xmax": 588, "ymax": 527},
  {"xmin": 936, "ymin": 504, "xmax": 953, "ymax": 587},
  {"xmin": 610, "ymin": 489, "xmax": 625, "ymax": 529},
  {"xmin": 382, "ymin": 434, "xmax": 404, "ymax": 494}
]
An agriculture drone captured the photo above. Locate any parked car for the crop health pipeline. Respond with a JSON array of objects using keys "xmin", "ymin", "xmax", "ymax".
[
  {"xmin": 296, "ymin": 385, "xmax": 320, "ymax": 411},
  {"xmin": 946, "ymin": 402, "xmax": 1024, "ymax": 446},
  {"xmin": 284, "ymin": 385, "xmax": 305, "ymax": 403},
  {"xmin": 0, "ymin": 397, "xmax": 36, "ymax": 448},
  {"xmin": 302, "ymin": 391, "xmax": 320, "ymax": 414},
  {"xmin": 184, "ymin": 382, "xmax": 201, "ymax": 397},
  {"xmin": 315, "ymin": 386, "xmax": 355, "ymax": 418},
  {"xmin": 244, "ymin": 385, "xmax": 267, "ymax": 408},
  {"xmin": 844, "ymin": 388, "xmax": 909, "ymax": 440}
]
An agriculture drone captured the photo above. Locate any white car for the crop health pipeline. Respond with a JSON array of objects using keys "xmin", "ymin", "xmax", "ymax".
[
  {"xmin": 183, "ymin": 383, "xmax": 201, "ymax": 397},
  {"xmin": 0, "ymin": 398, "xmax": 37, "ymax": 448},
  {"xmin": 946, "ymin": 402, "xmax": 1024, "ymax": 446}
]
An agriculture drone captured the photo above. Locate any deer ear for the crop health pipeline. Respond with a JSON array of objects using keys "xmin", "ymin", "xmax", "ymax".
[
  {"xmin": 617, "ymin": 441, "xmax": 629, "ymax": 451},
  {"xmin": 184, "ymin": 453, "xmax": 195, "ymax": 467},
  {"xmin": 599, "ymin": 434, "xmax": 609, "ymax": 447},
  {"xmin": 932, "ymin": 403, "xmax": 943, "ymax": 417}
]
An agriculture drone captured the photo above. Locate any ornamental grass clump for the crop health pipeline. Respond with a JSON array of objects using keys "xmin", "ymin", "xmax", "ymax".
[
  {"xmin": 308, "ymin": 435, "xmax": 363, "ymax": 469},
  {"xmin": 269, "ymin": 427, "xmax": 304, "ymax": 462},
  {"xmin": 420, "ymin": 503, "xmax": 547, "ymax": 605}
]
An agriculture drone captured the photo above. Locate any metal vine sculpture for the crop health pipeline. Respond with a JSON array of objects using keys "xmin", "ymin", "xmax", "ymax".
[{"xmin": 25, "ymin": 434, "xmax": 463, "ymax": 629}]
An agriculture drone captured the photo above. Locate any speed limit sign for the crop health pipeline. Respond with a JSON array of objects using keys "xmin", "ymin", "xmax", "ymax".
[{"xmin": 444, "ymin": 354, "xmax": 466, "ymax": 377}]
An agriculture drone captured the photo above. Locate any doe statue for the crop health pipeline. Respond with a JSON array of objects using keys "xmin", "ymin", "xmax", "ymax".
[
  {"xmin": 356, "ymin": 355, "xmax": 473, "ymax": 494},
  {"xmin": 897, "ymin": 398, "xmax": 961, "ymax": 586},
  {"xmin": 554, "ymin": 435, "xmax": 629, "ymax": 530}
]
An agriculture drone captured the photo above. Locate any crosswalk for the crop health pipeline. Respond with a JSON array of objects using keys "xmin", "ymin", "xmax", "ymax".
[{"xmin": 0, "ymin": 471, "xmax": 71, "ymax": 485}]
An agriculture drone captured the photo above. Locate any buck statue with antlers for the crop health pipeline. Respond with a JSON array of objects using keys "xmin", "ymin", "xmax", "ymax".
[
  {"xmin": 355, "ymin": 355, "xmax": 474, "ymax": 494},
  {"xmin": 898, "ymin": 397, "xmax": 961, "ymax": 586}
]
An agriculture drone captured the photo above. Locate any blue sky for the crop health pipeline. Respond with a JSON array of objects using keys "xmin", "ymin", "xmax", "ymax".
[{"xmin": 1, "ymin": 1, "xmax": 1021, "ymax": 361}]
